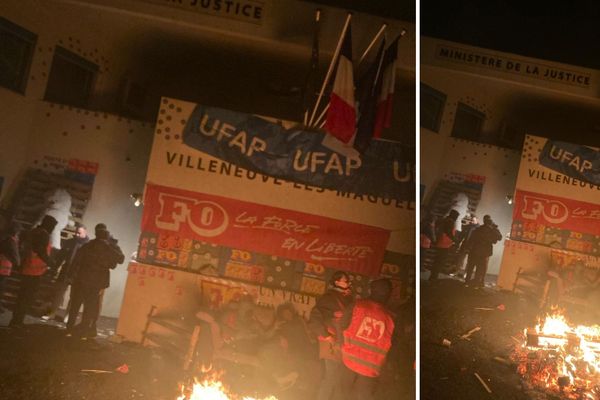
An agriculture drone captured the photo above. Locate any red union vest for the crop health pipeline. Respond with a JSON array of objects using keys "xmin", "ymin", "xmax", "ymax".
[
  {"xmin": 435, "ymin": 227, "xmax": 456, "ymax": 249},
  {"xmin": 342, "ymin": 299, "xmax": 394, "ymax": 377},
  {"xmin": 0, "ymin": 254, "xmax": 11, "ymax": 276},
  {"xmin": 22, "ymin": 242, "xmax": 51, "ymax": 276},
  {"xmin": 0, "ymin": 236, "xmax": 17, "ymax": 276}
]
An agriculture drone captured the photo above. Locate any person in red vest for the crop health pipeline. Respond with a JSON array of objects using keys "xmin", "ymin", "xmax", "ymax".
[
  {"xmin": 429, "ymin": 209, "xmax": 460, "ymax": 282},
  {"xmin": 9, "ymin": 215, "xmax": 57, "ymax": 328},
  {"xmin": 308, "ymin": 271, "xmax": 354, "ymax": 400},
  {"xmin": 339, "ymin": 278, "xmax": 395, "ymax": 400},
  {"xmin": 0, "ymin": 220, "xmax": 22, "ymax": 313}
]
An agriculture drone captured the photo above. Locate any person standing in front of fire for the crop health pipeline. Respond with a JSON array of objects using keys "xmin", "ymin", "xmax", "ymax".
[
  {"xmin": 338, "ymin": 278, "xmax": 395, "ymax": 400},
  {"xmin": 308, "ymin": 271, "xmax": 354, "ymax": 400},
  {"xmin": 9, "ymin": 215, "xmax": 57, "ymax": 328},
  {"xmin": 463, "ymin": 214, "xmax": 503, "ymax": 288},
  {"xmin": 0, "ymin": 220, "xmax": 22, "ymax": 314},
  {"xmin": 429, "ymin": 209, "xmax": 460, "ymax": 282},
  {"xmin": 45, "ymin": 223, "xmax": 89, "ymax": 322},
  {"xmin": 68, "ymin": 224, "xmax": 124, "ymax": 338}
]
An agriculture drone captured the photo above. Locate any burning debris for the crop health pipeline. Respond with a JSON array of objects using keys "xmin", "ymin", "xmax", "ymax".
[
  {"xmin": 177, "ymin": 371, "xmax": 278, "ymax": 400},
  {"xmin": 513, "ymin": 310, "xmax": 600, "ymax": 399}
]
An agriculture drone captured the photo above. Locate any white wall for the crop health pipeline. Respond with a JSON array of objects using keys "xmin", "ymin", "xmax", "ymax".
[
  {"xmin": 420, "ymin": 37, "xmax": 600, "ymax": 275},
  {"xmin": 20, "ymin": 101, "xmax": 154, "ymax": 316},
  {"xmin": 0, "ymin": 0, "xmax": 416, "ymax": 317},
  {"xmin": 0, "ymin": 90, "xmax": 35, "ymax": 200},
  {"xmin": 420, "ymin": 133, "xmax": 519, "ymax": 274}
]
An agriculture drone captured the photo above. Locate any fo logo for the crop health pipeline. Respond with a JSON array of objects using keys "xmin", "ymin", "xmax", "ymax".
[
  {"xmin": 521, "ymin": 195, "xmax": 569, "ymax": 224},
  {"xmin": 155, "ymin": 193, "xmax": 229, "ymax": 237},
  {"xmin": 356, "ymin": 317, "xmax": 386, "ymax": 343}
]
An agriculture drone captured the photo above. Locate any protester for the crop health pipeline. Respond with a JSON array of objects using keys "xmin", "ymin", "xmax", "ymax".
[
  {"xmin": 429, "ymin": 209, "xmax": 459, "ymax": 282},
  {"xmin": 258, "ymin": 303, "xmax": 317, "ymax": 393},
  {"xmin": 0, "ymin": 220, "xmax": 21, "ymax": 313},
  {"xmin": 9, "ymin": 215, "xmax": 57, "ymax": 328},
  {"xmin": 308, "ymin": 271, "xmax": 354, "ymax": 400},
  {"xmin": 339, "ymin": 279, "xmax": 395, "ymax": 400},
  {"xmin": 45, "ymin": 224, "xmax": 89, "ymax": 322},
  {"xmin": 419, "ymin": 208, "xmax": 436, "ymax": 270},
  {"xmin": 464, "ymin": 214, "xmax": 502, "ymax": 288},
  {"xmin": 68, "ymin": 224, "xmax": 124, "ymax": 338},
  {"xmin": 454, "ymin": 214, "xmax": 479, "ymax": 274}
]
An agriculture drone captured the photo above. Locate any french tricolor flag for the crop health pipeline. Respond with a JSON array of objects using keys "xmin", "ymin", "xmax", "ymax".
[
  {"xmin": 373, "ymin": 37, "xmax": 398, "ymax": 138},
  {"xmin": 325, "ymin": 24, "xmax": 356, "ymax": 144}
]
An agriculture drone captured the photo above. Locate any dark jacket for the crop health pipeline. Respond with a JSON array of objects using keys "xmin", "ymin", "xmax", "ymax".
[
  {"xmin": 72, "ymin": 238, "xmax": 124, "ymax": 289},
  {"xmin": 54, "ymin": 236, "xmax": 89, "ymax": 283},
  {"xmin": 0, "ymin": 234, "xmax": 20, "ymax": 268},
  {"xmin": 21, "ymin": 226, "xmax": 54, "ymax": 268},
  {"xmin": 466, "ymin": 224, "xmax": 502, "ymax": 258},
  {"xmin": 308, "ymin": 288, "xmax": 353, "ymax": 339},
  {"xmin": 420, "ymin": 215, "xmax": 436, "ymax": 248}
]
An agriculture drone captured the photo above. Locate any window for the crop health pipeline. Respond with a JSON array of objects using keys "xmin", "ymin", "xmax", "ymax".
[
  {"xmin": 0, "ymin": 17, "xmax": 37, "ymax": 93},
  {"xmin": 451, "ymin": 102, "xmax": 485, "ymax": 141},
  {"xmin": 498, "ymin": 120, "xmax": 525, "ymax": 149},
  {"xmin": 44, "ymin": 46, "xmax": 98, "ymax": 108},
  {"xmin": 420, "ymin": 83, "xmax": 446, "ymax": 132}
]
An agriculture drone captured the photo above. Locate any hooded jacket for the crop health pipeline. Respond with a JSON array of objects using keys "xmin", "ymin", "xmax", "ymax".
[{"xmin": 72, "ymin": 237, "xmax": 124, "ymax": 289}]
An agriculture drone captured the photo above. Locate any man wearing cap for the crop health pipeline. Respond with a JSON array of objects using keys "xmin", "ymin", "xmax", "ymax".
[
  {"xmin": 308, "ymin": 270, "xmax": 354, "ymax": 400},
  {"xmin": 339, "ymin": 278, "xmax": 395, "ymax": 400},
  {"xmin": 68, "ymin": 223, "xmax": 124, "ymax": 337},
  {"xmin": 463, "ymin": 214, "xmax": 502, "ymax": 288}
]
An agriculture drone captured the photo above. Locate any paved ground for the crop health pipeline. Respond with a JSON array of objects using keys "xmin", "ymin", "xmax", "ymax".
[
  {"xmin": 0, "ymin": 311, "xmax": 185, "ymax": 400},
  {"xmin": 420, "ymin": 275, "xmax": 541, "ymax": 400},
  {"xmin": 0, "ymin": 306, "xmax": 414, "ymax": 400}
]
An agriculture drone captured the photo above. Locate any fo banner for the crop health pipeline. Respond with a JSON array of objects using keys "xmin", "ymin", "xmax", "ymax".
[
  {"xmin": 513, "ymin": 189, "xmax": 600, "ymax": 236},
  {"xmin": 141, "ymin": 183, "xmax": 390, "ymax": 276}
]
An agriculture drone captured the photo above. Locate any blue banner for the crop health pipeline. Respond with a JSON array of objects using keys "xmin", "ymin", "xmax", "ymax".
[
  {"xmin": 539, "ymin": 140, "xmax": 600, "ymax": 186},
  {"xmin": 182, "ymin": 104, "xmax": 414, "ymax": 201}
]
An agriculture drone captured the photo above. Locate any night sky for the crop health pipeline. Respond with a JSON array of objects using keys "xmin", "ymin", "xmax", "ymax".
[{"xmin": 420, "ymin": 0, "xmax": 600, "ymax": 70}]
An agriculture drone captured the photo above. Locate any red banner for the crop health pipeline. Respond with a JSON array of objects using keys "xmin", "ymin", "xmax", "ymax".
[
  {"xmin": 141, "ymin": 183, "xmax": 390, "ymax": 276},
  {"xmin": 513, "ymin": 190, "xmax": 600, "ymax": 236}
]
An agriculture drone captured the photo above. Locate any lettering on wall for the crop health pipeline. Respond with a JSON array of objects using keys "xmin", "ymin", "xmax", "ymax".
[
  {"xmin": 143, "ymin": 0, "xmax": 265, "ymax": 25},
  {"xmin": 435, "ymin": 44, "xmax": 592, "ymax": 88}
]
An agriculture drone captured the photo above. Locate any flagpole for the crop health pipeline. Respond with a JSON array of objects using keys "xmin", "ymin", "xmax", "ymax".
[
  {"xmin": 358, "ymin": 23, "xmax": 387, "ymax": 64},
  {"xmin": 303, "ymin": 9, "xmax": 321, "ymax": 126},
  {"xmin": 308, "ymin": 12, "xmax": 352, "ymax": 127},
  {"xmin": 312, "ymin": 22, "xmax": 387, "ymax": 128}
]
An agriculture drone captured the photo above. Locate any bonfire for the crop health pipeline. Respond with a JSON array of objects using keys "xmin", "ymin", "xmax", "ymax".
[
  {"xmin": 513, "ymin": 310, "xmax": 600, "ymax": 399},
  {"xmin": 177, "ymin": 371, "xmax": 278, "ymax": 400}
]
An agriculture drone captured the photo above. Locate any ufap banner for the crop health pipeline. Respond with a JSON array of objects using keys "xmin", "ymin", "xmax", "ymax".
[
  {"xmin": 181, "ymin": 104, "xmax": 413, "ymax": 202},
  {"xmin": 141, "ymin": 183, "xmax": 390, "ymax": 276},
  {"xmin": 512, "ymin": 189, "xmax": 600, "ymax": 236},
  {"xmin": 539, "ymin": 139, "xmax": 600, "ymax": 186}
]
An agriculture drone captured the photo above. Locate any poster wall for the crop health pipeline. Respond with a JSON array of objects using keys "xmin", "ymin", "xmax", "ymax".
[
  {"xmin": 498, "ymin": 135, "xmax": 600, "ymax": 290},
  {"xmin": 117, "ymin": 98, "xmax": 414, "ymax": 343},
  {"xmin": 145, "ymin": 98, "xmax": 414, "ymax": 254}
]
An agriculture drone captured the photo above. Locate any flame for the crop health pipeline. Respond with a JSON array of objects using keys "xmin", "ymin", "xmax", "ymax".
[
  {"xmin": 514, "ymin": 310, "xmax": 600, "ymax": 399},
  {"xmin": 177, "ymin": 373, "xmax": 278, "ymax": 400}
]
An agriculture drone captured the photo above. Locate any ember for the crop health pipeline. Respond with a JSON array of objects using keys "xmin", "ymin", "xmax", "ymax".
[
  {"xmin": 513, "ymin": 310, "xmax": 600, "ymax": 399},
  {"xmin": 177, "ymin": 372, "xmax": 278, "ymax": 400}
]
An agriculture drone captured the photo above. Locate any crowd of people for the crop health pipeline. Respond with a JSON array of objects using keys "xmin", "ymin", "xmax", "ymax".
[
  {"xmin": 193, "ymin": 272, "xmax": 407, "ymax": 399},
  {"xmin": 0, "ymin": 214, "xmax": 124, "ymax": 338},
  {"xmin": 420, "ymin": 208, "xmax": 503, "ymax": 288},
  {"xmin": 0, "ymin": 212, "xmax": 408, "ymax": 398}
]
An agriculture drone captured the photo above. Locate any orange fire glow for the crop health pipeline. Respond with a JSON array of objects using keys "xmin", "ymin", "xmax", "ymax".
[
  {"xmin": 514, "ymin": 310, "xmax": 600, "ymax": 399},
  {"xmin": 177, "ymin": 374, "xmax": 278, "ymax": 400}
]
